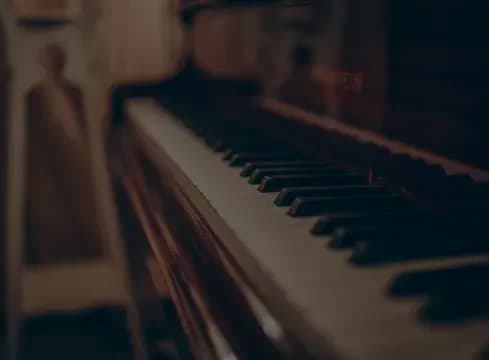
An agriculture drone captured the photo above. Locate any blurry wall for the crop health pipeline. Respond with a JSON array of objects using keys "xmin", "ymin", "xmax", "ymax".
[
  {"xmin": 6, "ymin": 20, "xmax": 109, "ymax": 269},
  {"xmin": 0, "ymin": 9, "xmax": 10, "ymax": 315},
  {"xmin": 193, "ymin": 7, "xmax": 264, "ymax": 80},
  {"xmin": 89, "ymin": 0, "xmax": 185, "ymax": 86}
]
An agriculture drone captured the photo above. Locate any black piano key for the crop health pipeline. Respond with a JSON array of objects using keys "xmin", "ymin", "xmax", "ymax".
[
  {"xmin": 288, "ymin": 194, "xmax": 407, "ymax": 217},
  {"xmin": 228, "ymin": 153, "xmax": 308, "ymax": 167},
  {"xmin": 191, "ymin": 124, "xmax": 207, "ymax": 136},
  {"xmin": 223, "ymin": 147, "xmax": 237, "ymax": 160},
  {"xmin": 276, "ymin": 185, "xmax": 387, "ymax": 207},
  {"xmin": 258, "ymin": 174, "xmax": 364, "ymax": 193},
  {"xmin": 349, "ymin": 229, "xmax": 489, "ymax": 266},
  {"xmin": 311, "ymin": 209, "xmax": 442, "ymax": 235},
  {"xmin": 388, "ymin": 264, "xmax": 489, "ymax": 298},
  {"xmin": 222, "ymin": 137, "xmax": 279, "ymax": 160},
  {"xmin": 350, "ymin": 239, "xmax": 394, "ymax": 265},
  {"xmin": 312, "ymin": 212, "xmax": 373, "ymax": 235},
  {"xmin": 249, "ymin": 167, "xmax": 344, "ymax": 185},
  {"xmin": 433, "ymin": 174, "xmax": 475, "ymax": 203},
  {"xmin": 368, "ymin": 145, "xmax": 392, "ymax": 169},
  {"xmin": 329, "ymin": 225, "xmax": 383, "ymax": 249},
  {"xmin": 204, "ymin": 136, "xmax": 227, "ymax": 152},
  {"xmin": 327, "ymin": 211, "xmax": 452, "ymax": 248},
  {"xmin": 449, "ymin": 181, "xmax": 489, "ymax": 211},
  {"xmin": 445, "ymin": 173, "xmax": 475, "ymax": 187},
  {"xmin": 223, "ymin": 145, "xmax": 273, "ymax": 160},
  {"xmin": 241, "ymin": 161, "xmax": 333, "ymax": 177},
  {"xmin": 408, "ymin": 162, "xmax": 446, "ymax": 190},
  {"xmin": 419, "ymin": 283, "xmax": 489, "ymax": 323},
  {"xmin": 223, "ymin": 140, "xmax": 293, "ymax": 160}
]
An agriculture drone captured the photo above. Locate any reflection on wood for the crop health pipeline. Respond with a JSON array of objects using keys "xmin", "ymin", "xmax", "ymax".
[{"xmin": 278, "ymin": 45, "xmax": 325, "ymax": 114}]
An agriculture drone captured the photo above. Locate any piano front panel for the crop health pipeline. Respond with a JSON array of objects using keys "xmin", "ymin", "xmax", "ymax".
[
  {"xmin": 117, "ymin": 125, "xmax": 305, "ymax": 359},
  {"xmin": 118, "ymin": 150, "xmax": 220, "ymax": 360}
]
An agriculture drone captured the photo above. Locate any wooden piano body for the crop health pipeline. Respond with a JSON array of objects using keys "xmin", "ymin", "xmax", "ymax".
[{"xmin": 111, "ymin": 1, "xmax": 489, "ymax": 359}]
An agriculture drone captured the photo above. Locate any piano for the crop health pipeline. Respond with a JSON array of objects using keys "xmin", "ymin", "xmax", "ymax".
[{"xmin": 110, "ymin": 1, "xmax": 489, "ymax": 359}]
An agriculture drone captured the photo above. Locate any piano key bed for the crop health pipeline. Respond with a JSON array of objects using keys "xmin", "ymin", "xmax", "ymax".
[{"xmin": 117, "ymin": 99, "xmax": 489, "ymax": 360}]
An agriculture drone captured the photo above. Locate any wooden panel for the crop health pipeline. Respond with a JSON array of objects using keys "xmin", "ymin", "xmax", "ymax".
[
  {"xmin": 0, "ymin": 17, "xmax": 8, "ymax": 321},
  {"xmin": 13, "ymin": 0, "xmax": 81, "ymax": 20}
]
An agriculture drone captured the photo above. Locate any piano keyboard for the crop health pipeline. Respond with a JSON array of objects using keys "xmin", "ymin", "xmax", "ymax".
[{"xmin": 125, "ymin": 99, "xmax": 489, "ymax": 360}]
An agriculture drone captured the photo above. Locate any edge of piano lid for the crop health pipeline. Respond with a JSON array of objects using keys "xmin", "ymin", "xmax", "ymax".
[{"xmin": 256, "ymin": 96, "xmax": 489, "ymax": 183}]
